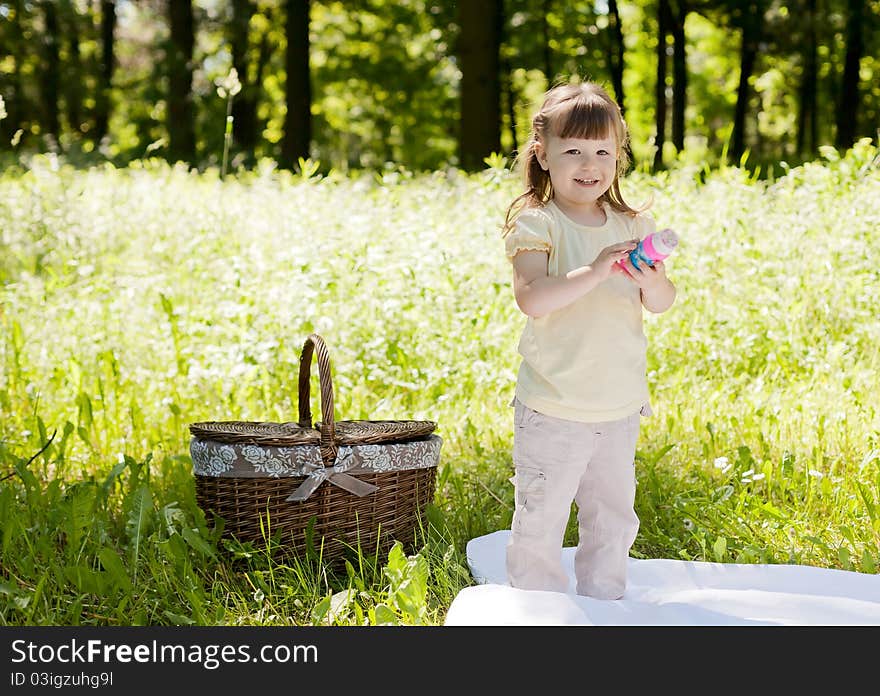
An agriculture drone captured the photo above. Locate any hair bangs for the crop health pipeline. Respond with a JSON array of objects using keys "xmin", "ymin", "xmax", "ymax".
[{"xmin": 552, "ymin": 95, "xmax": 618, "ymax": 142}]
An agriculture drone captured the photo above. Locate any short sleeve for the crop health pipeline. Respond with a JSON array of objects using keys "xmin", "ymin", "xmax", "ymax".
[
  {"xmin": 634, "ymin": 211, "xmax": 657, "ymax": 241},
  {"xmin": 504, "ymin": 208, "xmax": 552, "ymax": 261}
]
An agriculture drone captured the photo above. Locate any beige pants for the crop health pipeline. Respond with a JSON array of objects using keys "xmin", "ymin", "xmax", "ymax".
[{"xmin": 506, "ymin": 398, "xmax": 643, "ymax": 599}]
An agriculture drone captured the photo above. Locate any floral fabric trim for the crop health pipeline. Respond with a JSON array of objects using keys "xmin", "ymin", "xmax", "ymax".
[{"xmin": 191, "ymin": 434, "xmax": 442, "ymax": 478}]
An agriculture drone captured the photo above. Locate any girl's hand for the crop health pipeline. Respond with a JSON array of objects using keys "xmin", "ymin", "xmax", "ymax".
[
  {"xmin": 618, "ymin": 257, "xmax": 669, "ymax": 291},
  {"xmin": 592, "ymin": 239, "xmax": 639, "ymax": 282},
  {"xmin": 619, "ymin": 257, "xmax": 677, "ymax": 313}
]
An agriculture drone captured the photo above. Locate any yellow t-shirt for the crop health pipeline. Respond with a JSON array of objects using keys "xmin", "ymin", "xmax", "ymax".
[{"xmin": 505, "ymin": 200, "xmax": 655, "ymax": 422}]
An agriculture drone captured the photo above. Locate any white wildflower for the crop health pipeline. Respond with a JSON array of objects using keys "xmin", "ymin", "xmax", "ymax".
[{"xmin": 714, "ymin": 456, "xmax": 731, "ymax": 473}]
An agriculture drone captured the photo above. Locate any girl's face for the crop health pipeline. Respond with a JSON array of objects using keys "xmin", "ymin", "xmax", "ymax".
[{"xmin": 536, "ymin": 134, "xmax": 618, "ymax": 213}]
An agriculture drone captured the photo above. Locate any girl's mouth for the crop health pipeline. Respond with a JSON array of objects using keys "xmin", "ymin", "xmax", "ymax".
[{"xmin": 574, "ymin": 178, "xmax": 599, "ymax": 186}]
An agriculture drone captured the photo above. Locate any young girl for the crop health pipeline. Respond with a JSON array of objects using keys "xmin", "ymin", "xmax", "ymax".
[{"xmin": 502, "ymin": 81, "xmax": 676, "ymax": 600}]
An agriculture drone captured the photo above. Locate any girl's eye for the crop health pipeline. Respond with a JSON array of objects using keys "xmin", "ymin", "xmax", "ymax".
[
  {"xmin": 597, "ymin": 150, "xmax": 609, "ymax": 156},
  {"xmin": 565, "ymin": 149, "xmax": 580, "ymax": 155}
]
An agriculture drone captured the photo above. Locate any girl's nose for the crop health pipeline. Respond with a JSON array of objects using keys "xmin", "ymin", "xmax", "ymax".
[{"xmin": 579, "ymin": 156, "xmax": 597, "ymax": 169}]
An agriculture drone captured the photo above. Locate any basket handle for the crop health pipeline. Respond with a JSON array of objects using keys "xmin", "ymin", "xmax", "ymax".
[{"xmin": 297, "ymin": 333, "xmax": 337, "ymax": 464}]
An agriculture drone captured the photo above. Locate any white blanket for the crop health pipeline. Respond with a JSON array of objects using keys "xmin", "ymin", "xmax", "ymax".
[{"xmin": 444, "ymin": 530, "xmax": 880, "ymax": 626}]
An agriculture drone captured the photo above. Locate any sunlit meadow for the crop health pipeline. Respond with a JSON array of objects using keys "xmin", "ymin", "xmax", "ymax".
[{"xmin": 1, "ymin": 140, "xmax": 879, "ymax": 625}]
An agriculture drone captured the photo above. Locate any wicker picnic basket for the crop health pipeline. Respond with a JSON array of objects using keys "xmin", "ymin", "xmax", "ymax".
[{"xmin": 189, "ymin": 333, "xmax": 440, "ymax": 562}]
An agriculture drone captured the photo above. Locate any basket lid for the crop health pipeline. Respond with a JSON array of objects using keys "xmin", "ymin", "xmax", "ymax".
[
  {"xmin": 189, "ymin": 419, "xmax": 436, "ymax": 447},
  {"xmin": 318, "ymin": 419, "xmax": 437, "ymax": 445},
  {"xmin": 188, "ymin": 421, "xmax": 320, "ymax": 446}
]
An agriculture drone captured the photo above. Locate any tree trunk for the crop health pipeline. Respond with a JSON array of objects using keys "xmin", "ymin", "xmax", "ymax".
[
  {"xmin": 252, "ymin": 8, "xmax": 274, "ymax": 144},
  {"xmin": 167, "ymin": 0, "xmax": 196, "ymax": 163},
  {"xmin": 458, "ymin": 0, "xmax": 502, "ymax": 171},
  {"xmin": 608, "ymin": 0, "xmax": 626, "ymax": 118},
  {"xmin": 282, "ymin": 0, "xmax": 312, "ymax": 169},
  {"xmin": 653, "ymin": 0, "xmax": 669, "ymax": 171},
  {"xmin": 231, "ymin": 0, "xmax": 258, "ymax": 158},
  {"xmin": 42, "ymin": 0, "xmax": 60, "ymax": 142},
  {"xmin": 730, "ymin": 2, "xmax": 762, "ymax": 164},
  {"xmin": 65, "ymin": 3, "xmax": 82, "ymax": 136},
  {"xmin": 499, "ymin": 8, "xmax": 517, "ymax": 157},
  {"xmin": 836, "ymin": 0, "xmax": 864, "ymax": 149},
  {"xmin": 94, "ymin": 0, "xmax": 116, "ymax": 144},
  {"xmin": 542, "ymin": 0, "xmax": 553, "ymax": 82},
  {"xmin": 670, "ymin": 0, "xmax": 687, "ymax": 153},
  {"xmin": 796, "ymin": 0, "xmax": 817, "ymax": 158}
]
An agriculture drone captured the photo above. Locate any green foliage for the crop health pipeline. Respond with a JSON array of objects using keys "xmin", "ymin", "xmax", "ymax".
[
  {"xmin": 2, "ymin": 1, "xmax": 877, "ymax": 172},
  {"xmin": 1, "ymin": 144, "xmax": 879, "ymax": 625},
  {"xmin": 310, "ymin": 0, "xmax": 460, "ymax": 170},
  {"xmin": 374, "ymin": 542, "xmax": 430, "ymax": 625}
]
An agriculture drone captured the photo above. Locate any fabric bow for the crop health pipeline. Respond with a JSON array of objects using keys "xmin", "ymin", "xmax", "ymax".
[{"xmin": 286, "ymin": 446, "xmax": 378, "ymax": 501}]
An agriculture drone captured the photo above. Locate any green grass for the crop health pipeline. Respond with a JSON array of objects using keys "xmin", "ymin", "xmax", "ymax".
[{"xmin": 1, "ymin": 140, "xmax": 879, "ymax": 625}]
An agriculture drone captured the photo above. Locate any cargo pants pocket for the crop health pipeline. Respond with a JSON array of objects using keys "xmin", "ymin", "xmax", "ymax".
[{"xmin": 512, "ymin": 465, "xmax": 546, "ymax": 539}]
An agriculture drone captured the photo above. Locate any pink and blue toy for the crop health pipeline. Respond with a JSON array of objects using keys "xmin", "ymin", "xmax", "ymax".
[{"xmin": 620, "ymin": 228, "xmax": 679, "ymax": 271}]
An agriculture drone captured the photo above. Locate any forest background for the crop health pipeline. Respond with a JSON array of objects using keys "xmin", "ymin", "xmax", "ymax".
[{"xmin": 1, "ymin": 0, "xmax": 877, "ymax": 174}]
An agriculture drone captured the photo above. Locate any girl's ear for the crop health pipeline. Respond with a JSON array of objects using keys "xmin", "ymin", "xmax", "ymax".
[{"xmin": 534, "ymin": 141, "xmax": 549, "ymax": 171}]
